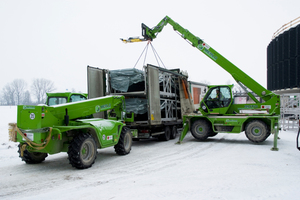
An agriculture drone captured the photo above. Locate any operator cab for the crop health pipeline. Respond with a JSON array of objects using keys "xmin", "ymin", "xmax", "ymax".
[
  {"xmin": 47, "ymin": 93, "xmax": 88, "ymax": 106},
  {"xmin": 200, "ymin": 85, "xmax": 233, "ymax": 115}
]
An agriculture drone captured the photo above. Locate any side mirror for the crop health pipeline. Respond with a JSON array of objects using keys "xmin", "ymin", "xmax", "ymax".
[{"xmin": 122, "ymin": 112, "xmax": 126, "ymax": 120}]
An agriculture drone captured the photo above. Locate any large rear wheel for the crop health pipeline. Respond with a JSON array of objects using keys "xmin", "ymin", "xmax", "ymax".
[
  {"xmin": 191, "ymin": 120, "xmax": 211, "ymax": 141},
  {"xmin": 159, "ymin": 126, "xmax": 171, "ymax": 141},
  {"xmin": 245, "ymin": 120, "xmax": 269, "ymax": 143},
  {"xmin": 18, "ymin": 144, "xmax": 48, "ymax": 164},
  {"xmin": 68, "ymin": 133, "xmax": 97, "ymax": 169},
  {"xmin": 115, "ymin": 127, "xmax": 132, "ymax": 155},
  {"xmin": 170, "ymin": 126, "xmax": 177, "ymax": 139}
]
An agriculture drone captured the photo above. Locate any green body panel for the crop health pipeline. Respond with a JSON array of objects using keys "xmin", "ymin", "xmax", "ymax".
[
  {"xmin": 77, "ymin": 118, "xmax": 124, "ymax": 147},
  {"xmin": 16, "ymin": 95, "xmax": 126, "ymax": 154},
  {"xmin": 199, "ymin": 85, "xmax": 280, "ymax": 116}
]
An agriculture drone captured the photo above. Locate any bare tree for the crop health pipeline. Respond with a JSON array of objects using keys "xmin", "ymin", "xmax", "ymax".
[
  {"xmin": 23, "ymin": 90, "xmax": 32, "ymax": 105},
  {"xmin": 11, "ymin": 79, "xmax": 27, "ymax": 105},
  {"xmin": 2, "ymin": 83, "xmax": 15, "ymax": 105},
  {"xmin": 0, "ymin": 96, "xmax": 5, "ymax": 105},
  {"xmin": 31, "ymin": 78, "xmax": 56, "ymax": 104}
]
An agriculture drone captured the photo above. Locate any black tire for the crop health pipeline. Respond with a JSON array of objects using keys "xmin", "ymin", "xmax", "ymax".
[
  {"xmin": 209, "ymin": 132, "xmax": 218, "ymax": 137},
  {"xmin": 191, "ymin": 120, "xmax": 211, "ymax": 141},
  {"xmin": 159, "ymin": 126, "xmax": 171, "ymax": 141},
  {"xmin": 68, "ymin": 133, "xmax": 97, "ymax": 169},
  {"xmin": 170, "ymin": 126, "xmax": 177, "ymax": 139},
  {"xmin": 18, "ymin": 144, "xmax": 48, "ymax": 164},
  {"xmin": 115, "ymin": 127, "xmax": 132, "ymax": 155},
  {"xmin": 245, "ymin": 120, "xmax": 269, "ymax": 143}
]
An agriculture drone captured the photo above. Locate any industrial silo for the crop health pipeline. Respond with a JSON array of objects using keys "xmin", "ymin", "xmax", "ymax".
[{"xmin": 267, "ymin": 17, "xmax": 300, "ymax": 94}]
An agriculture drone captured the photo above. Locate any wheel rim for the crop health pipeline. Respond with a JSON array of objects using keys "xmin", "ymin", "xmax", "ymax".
[
  {"xmin": 124, "ymin": 133, "xmax": 131, "ymax": 151},
  {"xmin": 196, "ymin": 125, "xmax": 204, "ymax": 134},
  {"xmin": 81, "ymin": 140, "xmax": 95, "ymax": 164},
  {"xmin": 251, "ymin": 126, "xmax": 262, "ymax": 136}
]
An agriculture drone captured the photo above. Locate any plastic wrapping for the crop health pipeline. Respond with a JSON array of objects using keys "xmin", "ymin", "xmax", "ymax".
[
  {"xmin": 110, "ymin": 68, "xmax": 144, "ymax": 92},
  {"xmin": 125, "ymin": 98, "xmax": 148, "ymax": 114}
]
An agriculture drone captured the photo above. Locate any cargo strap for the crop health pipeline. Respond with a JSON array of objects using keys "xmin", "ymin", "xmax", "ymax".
[
  {"xmin": 9, "ymin": 123, "xmax": 52, "ymax": 156},
  {"xmin": 181, "ymin": 78, "xmax": 189, "ymax": 99},
  {"xmin": 133, "ymin": 41, "xmax": 166, "ymax": 69}
]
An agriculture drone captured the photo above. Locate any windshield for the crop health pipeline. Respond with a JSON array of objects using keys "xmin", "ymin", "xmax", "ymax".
[
  {"xmin": 48, "ymin": 97, "xmax": 67, "ymax": 106},
  {"xmin": 70, "ymin": 94, "xmax": 87, "ymax": 102},
  {"xmin": 47, "ymin": 94, "xmax": 87, "ymax": 106}
]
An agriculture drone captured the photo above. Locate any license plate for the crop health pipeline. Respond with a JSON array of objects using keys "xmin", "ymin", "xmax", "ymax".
[{"xmin": 23, "ymin": 133, "xmax": 34, "ymax": 141}]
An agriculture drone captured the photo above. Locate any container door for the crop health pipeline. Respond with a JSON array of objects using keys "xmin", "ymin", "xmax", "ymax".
[
  {"xmin": 146, "ymin": 65, "xmax": 161, "ymax": 125},
  {"xmin": 87, "ymin": 65, "xmax": 106, "ymax": 118}
]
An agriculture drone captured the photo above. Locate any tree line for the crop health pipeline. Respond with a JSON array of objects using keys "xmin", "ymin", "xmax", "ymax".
[{"xmin": 0, "ymin": 78, "xmax": 56, "ymax": 106}]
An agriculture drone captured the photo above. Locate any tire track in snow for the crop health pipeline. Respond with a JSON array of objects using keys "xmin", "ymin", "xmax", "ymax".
[
  {"xmin": 82, "ymin": 133, "xmax": 230, "ymax": 183},
  {"xmin": 0, "ymin": 132, "xmax": 274, "ymax": 199}
]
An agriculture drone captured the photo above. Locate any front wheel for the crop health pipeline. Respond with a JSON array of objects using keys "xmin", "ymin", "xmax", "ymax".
[
  {"xmin": 245, "ymin": 120, "xmax": 269, "ymax": 143},
  {"xmin": 115, "ymin": 127, "xmax": 132, "ymax": 155},
  {"xmin": 68, "ymin": 133, "xmax": 97, "ymax": 169},
  {"xmin": 191, "ymin": 120, "xmax": 211, "ymax": 141},
  {"xmin": 18, "ymin": 144, "xmax": 48, "ymax": 164}
]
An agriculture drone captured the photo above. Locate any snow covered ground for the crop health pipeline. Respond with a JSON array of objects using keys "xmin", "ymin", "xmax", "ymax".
[{"xmin": 1, "ymin": 106, "xmax": 300, "ymax": 200}]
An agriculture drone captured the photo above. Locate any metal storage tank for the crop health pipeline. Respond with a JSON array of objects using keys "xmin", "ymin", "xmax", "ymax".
[{"xmin": 267, "ymin": 17, "xmax": 300, "ymax": 94}]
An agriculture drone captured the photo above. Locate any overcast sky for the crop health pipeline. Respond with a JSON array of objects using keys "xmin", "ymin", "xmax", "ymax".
[{"xmin": 0, "ymin": 0, "xmax": 299, "ymax": 94}]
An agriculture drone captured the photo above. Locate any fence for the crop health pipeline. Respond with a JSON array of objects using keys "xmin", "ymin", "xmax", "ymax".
[{"xmin": 280, "ymin": 93, "xmax": 300, "ymax": 130}]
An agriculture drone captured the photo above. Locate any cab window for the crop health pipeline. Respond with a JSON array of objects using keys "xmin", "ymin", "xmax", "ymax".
[
  {"xmin": 70, "ymin": 94, "xmax": 87, "ymax": 103},
  {"xmin": 48, "ymin": 97, "xmax": 67, "ymax": 106},
  {"xmin": 204, "ymin": 86, "xmax": 231, "ymax": 109}
]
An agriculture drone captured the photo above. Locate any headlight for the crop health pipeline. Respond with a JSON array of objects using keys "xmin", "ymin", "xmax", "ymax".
[{"xmin": 200, "ymin": 102, "xmax": 208, "ymax": 113}]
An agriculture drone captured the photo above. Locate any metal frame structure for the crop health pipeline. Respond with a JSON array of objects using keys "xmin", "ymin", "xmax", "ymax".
[
  {"xmin": 159, "ymin": 69, "xmax": 179, "ymax": 122},
  {"xmin": 280, "ymin": 93, "xmax": 300, "ymax": 130}
]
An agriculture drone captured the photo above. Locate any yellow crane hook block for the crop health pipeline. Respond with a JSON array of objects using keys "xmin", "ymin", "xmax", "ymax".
[{"xmin": 120, "ymin": 37, "xmax": 146, "ymax": 43}]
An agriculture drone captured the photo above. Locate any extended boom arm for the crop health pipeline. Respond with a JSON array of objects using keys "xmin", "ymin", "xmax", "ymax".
[{"xmin": 121, "ymin": 16, "xmax": 275, "ymax": 102}]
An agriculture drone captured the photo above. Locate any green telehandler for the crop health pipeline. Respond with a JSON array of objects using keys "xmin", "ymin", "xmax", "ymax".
[
  {"xmin": 9, "ymin": 95, "xmax": 132, "ymax": 169},
  {"xmin": 122, "ymin": 16, "xmax": 281, "ymax": 150}
]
